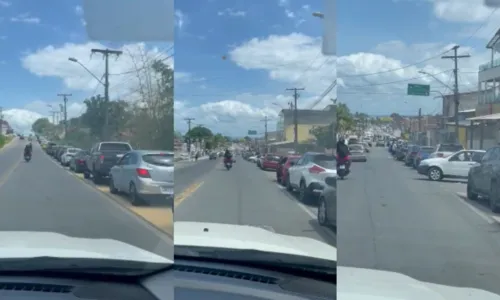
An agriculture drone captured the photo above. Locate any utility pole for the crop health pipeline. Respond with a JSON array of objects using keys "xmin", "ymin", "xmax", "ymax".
[
  {"xmin": 262, "ymin": 116, "xmax": 269, "ymax": 153},
  {"xmin": 418, "ymin": 108, "xmax": 422, "ymax": 144},
  {"xmin": 91, "ymin": 48, "xmax": 123, "ymax": 139},
  {"xmin": 184, "ymin": 117, "xmax": 195, "ymax": 153},
  {"xmin": 0, "ymin": 106, "xmax": 3, "ymax": 135},
  {"xmin": 57, "ymin": 93, "xmax": 71, "ymax": 137},
  {"xmin": 442, "ymin": 45, "xmax": 470, "ymax": 143},
  {"xmin": 286, "ymin": 87, "xmax": 305, "ymax": 151}
]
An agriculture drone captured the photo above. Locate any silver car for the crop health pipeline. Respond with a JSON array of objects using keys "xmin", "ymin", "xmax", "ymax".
[
  {"xmin": 349, "ymin": 144, "xmax": 367, "ymax": 162},
  {"xmin": 109, "ymin": 150, "xmax": 174, "ymax": 206}
]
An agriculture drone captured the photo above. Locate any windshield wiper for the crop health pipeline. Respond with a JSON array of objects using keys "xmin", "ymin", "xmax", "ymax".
[
  {"xmin": 0, "ymin": 257, "xmax": 172, "ymax": 276},
  {"xmin": 175, "ymin": 247, "xmax": 336, "ymax": 274}
]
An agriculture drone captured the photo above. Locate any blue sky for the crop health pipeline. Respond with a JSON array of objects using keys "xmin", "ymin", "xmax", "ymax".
[
  {"xmin": 0, "ymin": 0, "xmax": 172, "ymax": 133},
  {"xmin": 175, "ymin": 0, "xmax": 500, "ymax": 136},
  {"xmin": 2, "ymin": 0, "xmax": 499, "ymax": 136},
  {"xmin": 174, "ymin": 0, "xmax": 335, "ymax": 136}
]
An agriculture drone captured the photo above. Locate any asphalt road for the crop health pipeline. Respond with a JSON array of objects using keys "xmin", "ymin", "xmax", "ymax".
[
  {"xmin": 0, "ymin": 138, "xmax": 173, "ymax": 259},
  {"xmin": 174, "ymin": 156, "xmax": 336, "ymax": 246},
  {"xmin": 338, "ymin": 146, "xmax": 500, "ymax": 295}
]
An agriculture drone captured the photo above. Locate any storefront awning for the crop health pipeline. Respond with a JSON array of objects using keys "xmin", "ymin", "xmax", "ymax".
[{"xmin": 467, "ymin": 113, "xmax": 500, "ymax": 121}]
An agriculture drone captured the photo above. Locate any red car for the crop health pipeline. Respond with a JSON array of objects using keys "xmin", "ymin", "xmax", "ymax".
[
  {"xmin": 261, "ymin": 154, "xmax": 281, "ymax": 170},
  {"xmin": 276, "ymin": 155, "xmax": 301, "ymax": 185}
]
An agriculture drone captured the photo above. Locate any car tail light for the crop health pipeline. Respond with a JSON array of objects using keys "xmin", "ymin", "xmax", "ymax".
[
  {"xmin": 78, "ymin": 159, "xmax": 85, "ymax": 164},
  {"xmin": 437, "ymin": 153, "xmax": 444, "ymax": 157},
  {"xmin": 309, "ymin": 165, "xmax": 325, "ymax": 174},
  {"xmin": 136, "ymin": 168, "xmax": 151, "ymax": 178},
  {"xmin": 99, "ymin": 155, "xmax": 105, "ymax": 163}
]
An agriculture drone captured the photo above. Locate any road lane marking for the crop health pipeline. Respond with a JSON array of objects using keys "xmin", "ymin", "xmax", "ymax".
[
  {"xmin": 0, "ymin": 156, "xmax": 21, "ymax": 189},
  {"xmin": 175, "ymin": 181, "xmax": 204, "ymax": 206},
  {"xmin": 455, "ymin": 192, "xmax": 495, "ymax": 224},
  {"xmin": 44, "ymin": 154, "xmax": 174, "ymax": 239}
]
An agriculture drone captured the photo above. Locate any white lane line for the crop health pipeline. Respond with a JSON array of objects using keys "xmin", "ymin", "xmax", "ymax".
[
  {"xmin": 275, "ymin": 183, "xmax": 317, "ymax": 219},
  {"xmin": 455, "ymin": 192, "xmax": 495, "ymax": 224}
]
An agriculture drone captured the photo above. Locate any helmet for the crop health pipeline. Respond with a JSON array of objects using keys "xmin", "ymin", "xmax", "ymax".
[{"xmin": 339, "ymin": 137, "xmax": 345, "ymax": 143}]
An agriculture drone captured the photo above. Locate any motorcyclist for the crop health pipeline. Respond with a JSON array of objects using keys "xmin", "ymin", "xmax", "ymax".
[
  {"xmin": 224, "ymin": 148, "xmax": 232, "ymax": 160},
  {"xmin": 336, "ymin": 137, "xmax": 349, "ymax": 159},
  {"xmin": 24, "ymin": 142, "xmax": 33, "ymax": 157}
]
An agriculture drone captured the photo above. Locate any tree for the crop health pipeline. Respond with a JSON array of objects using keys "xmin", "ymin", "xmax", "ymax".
[
  {"xmin": 336, "ymin": 103, "xmax": 355, "ymax": 134},
  {"xmin": 32, "ymin": 118, "xmax": 54, "ymax": 134},
  {"xmin": 187, "ymin": 126, "xmax": 213, "ymax": 140},
  {"xmin": 310, "ymin": 124, "xmax": 335, "ymax": 149}
]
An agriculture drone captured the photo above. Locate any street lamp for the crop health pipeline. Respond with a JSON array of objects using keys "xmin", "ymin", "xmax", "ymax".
[{"xmin": 68, "ymin": 57, "xmax": 104, "ymax": 86}]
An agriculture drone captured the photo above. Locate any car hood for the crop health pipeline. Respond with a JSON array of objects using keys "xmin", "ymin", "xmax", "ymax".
[
  {"xmin": 174, "ymin": 222, "xmax": 336, "ymax": 262},
  {"xmin": 339, "ymin": 267, "xmax": 500, "ymax": 299},
  {"xmin": 0, "ymin": 231, "xmax": 172, "ymax": 264}
]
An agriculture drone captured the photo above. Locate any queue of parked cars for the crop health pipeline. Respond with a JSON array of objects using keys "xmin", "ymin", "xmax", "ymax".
[
  {"xmin": 389, "ymin": 141, "xmax": 488, "ymax": 184},
  {"xmin": 242, "ymin": 150, "xmax": 337, "ymax": 229},
  {"xmin": 42, "ymin": 140, "xmax": 174, "ymax": 206}
]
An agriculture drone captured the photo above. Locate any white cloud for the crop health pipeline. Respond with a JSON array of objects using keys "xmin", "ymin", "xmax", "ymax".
[
  {"xmin": 218, "ymin": 8, "xmax": 246, "ymax": 17},
  {"xmin": 21, "ymin": 42, "xmax": 176, "ymax": 99},
  {"xmin": 11, "ymin": 13, "xmax": 40, "ymax": 24},
  {"xmin": 3, "ymin": 109, "xmax": 44, "ymax": 133},
  {"xmin": 175, "ymin": 10, "xmax": 186, "ymax": 29},
  {"xmin": 430, "ymin": 0, "xmax": 500, "ymax": 40},
  {"xmin": 176, "ymin": 33, "xmax": 336, "ymax": 135},
  {"xmin": 0, "ymin": 1, "xmax": 10, "ymax": 7}
]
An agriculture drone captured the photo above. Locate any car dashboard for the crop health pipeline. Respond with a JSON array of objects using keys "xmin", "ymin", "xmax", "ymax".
[{"xmin": 0, "ymin": 258, "xmax": 335, "ymax": 300}]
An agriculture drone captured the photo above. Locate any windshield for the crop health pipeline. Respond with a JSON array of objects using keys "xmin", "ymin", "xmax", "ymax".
[
  {"xmin": 339, "ymin": 0, "xmax": 500, "ymax": 295},
  {"xmin": 349, "ymin": 145, "xmax": 363, "ymax": 151},
  {"xmin": 174, "ymin": 0, "xmax": 336, "ymax": 272},
  {"xmin": 11, "ymin": 1, "xmax": 173, "ymax": 275}
]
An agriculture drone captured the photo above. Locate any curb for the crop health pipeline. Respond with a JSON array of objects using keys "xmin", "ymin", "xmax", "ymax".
[{"xmin": 456, "ymin": 192, "xmax": 467, "ymax": 200}]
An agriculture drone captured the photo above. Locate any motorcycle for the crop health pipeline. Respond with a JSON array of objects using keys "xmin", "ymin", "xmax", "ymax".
[
  {"xmin": 224, "ymin": 157, "xmax": 235, "ymax": 170},
  {"xmin": 24, "ymin": 153, "xmax": 31, "ymax": 162},
  {"xmin": 336, "ymin": 155, "xmax": 350, "ymax": 179}
]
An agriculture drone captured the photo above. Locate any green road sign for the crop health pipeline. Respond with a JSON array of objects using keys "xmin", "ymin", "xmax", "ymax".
[
  {"xmin": 248, "ymin": 130, "xmax": 257, "ymax": 135},
  {"xmin": 407, "ymin": 84, "xmax": 430, "ymax": 96}
]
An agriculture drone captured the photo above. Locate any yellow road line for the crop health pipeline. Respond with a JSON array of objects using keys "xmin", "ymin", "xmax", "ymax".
[
  {"xmin": 0, "ymin": 159, "xmax": 21, "ymax": 189},
  {"xmin": 71, "ymin": 168, "xmax": 203, "ymax": 236}
]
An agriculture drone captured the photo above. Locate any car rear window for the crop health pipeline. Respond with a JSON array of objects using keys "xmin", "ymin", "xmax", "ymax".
[
  {"xmin": 419, "ymin": 147, "xmax": 434, "ymax": 153},
  {"xmin": 265, "ymin": 155, "xmax": 280, "ymax": 161},
  {"xmin": 313, "ymin": 154, "xmax": 336, "ymax": 169},
  {"xmin": 439, "ymin": 144, "xmax": 463, "ymax": 152},
  {"xmin": 349, "ymin": 144, "xmax": 363, "ymax": 151},
  {"xmin": 142, "ymin": 153, "xmax": 174, "ymax": 166},
  {"xmin": 99, "ymin": 143, "xmax": 132, "ymax": 151}
]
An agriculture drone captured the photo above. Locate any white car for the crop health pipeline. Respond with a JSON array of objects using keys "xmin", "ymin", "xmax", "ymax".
[
  {"xmin": 428, "ymin": 143, "xmax": 464, "ymax": 159},
  {"xmin": 286, "ymin": 152, "xmax": 337, "ymax": 202},
  {"xmin": 416, "ymin": 150, "xmax": 486, "ymax": 181},
  {"xmin": 60, "ymin": 147, "xmax": 81, "ymax": 166}
]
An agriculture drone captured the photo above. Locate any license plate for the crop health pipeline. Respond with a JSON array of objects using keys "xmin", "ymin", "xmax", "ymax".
[
  {"xmin": 161, "ymin": 187, "xmax": 174, "ymax": 194},
  {"xmin": 116, "ymin": 154, "xmax": 124, "ymax": 158},
  {"xmin": 339, "ymin": 165, "xmax": 346, "ymax": 169}
]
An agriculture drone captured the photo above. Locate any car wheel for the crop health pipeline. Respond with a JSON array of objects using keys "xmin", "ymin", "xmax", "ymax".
[
  {"xmin": 286, "ymin": 174, "xmax": 293, "ymax": 191},
  {"xmin": 299, "ymin": 180, "xmax": 311, "ymax": 203},
  {"xmin": 427, "ymin": 167, "xmax": 442, "ymax": 181},
  {"xmin": 129, "ymin": 183, "xmax": 142, "ymax": 206},
  {"xmin": 317, "ymin": 197, "xmax": 328, "ymax": 226},
  {"xmin": 109, "ymin": 176, "xmax": 118, "ymax": 194},
  {"xmin": 467, "ymin": 180, "xmax": 478, "ymax": 201},
  {"xmin": 489, "ymin": 181, "xmax": 500, "ymax": 213}
]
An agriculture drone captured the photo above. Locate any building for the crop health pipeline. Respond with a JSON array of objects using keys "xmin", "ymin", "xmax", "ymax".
[
  {"xmin": 276, "ymin": 107, "xmax": 335, "ymax": 143},
  {"xmin": 464, "ymin": 29, "xmax": 500, "ymax": 149}
]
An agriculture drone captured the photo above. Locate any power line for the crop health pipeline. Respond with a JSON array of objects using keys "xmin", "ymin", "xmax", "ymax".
[
  {"xmin": 286, "ymin": 87, "xmax": 304, "ymax": 150},
  {"xmin": 91, "ymin": 48, "xmax": 123, "ymax": 140},
  {"xmin": 184, "ymin": 117, "xmax": 195, "ymax": 153},
  {"xmin": 57, "ymin": 93, "xmax": 71, "ymax": 137},
  {"xmin": 441, "ymin": 45, "xmax": 470, "ymax": 142}
]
